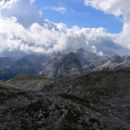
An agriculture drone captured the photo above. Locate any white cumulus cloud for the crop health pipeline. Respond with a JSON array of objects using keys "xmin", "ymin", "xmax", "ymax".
[
  {"xmin": 84, "ymin": 0, "xmax": 130, "ymax": 49},
  {"xmin": 0, "ymin": 0, "xmax": 42, "ymax": 26},
  {"xmin": 0, "ymin": 0, "xmax": 129, "ymax": 56},
  {"xmin": 44, "ymin": 6, "xmax": 67, "ymax": 14}
]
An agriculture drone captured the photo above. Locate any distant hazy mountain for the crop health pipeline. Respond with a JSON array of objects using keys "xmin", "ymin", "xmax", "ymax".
[
  {"xmin": 0, "ymin": 48, "xmax": 130, "ymax": 80},
  {"xmin": 0, "ymin": 54, "xmax": 50, "ymax": 80}
]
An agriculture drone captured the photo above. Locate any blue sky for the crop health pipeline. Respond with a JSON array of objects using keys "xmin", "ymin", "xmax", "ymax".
[{"xmin": 35, "ymin": 0, "xmax": 123, "ymax": 33}]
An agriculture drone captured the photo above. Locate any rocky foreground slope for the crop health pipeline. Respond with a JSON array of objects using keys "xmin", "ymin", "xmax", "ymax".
[{"xmin": 0, "ymin": 68, "xmax": 130, "ymax": 129}]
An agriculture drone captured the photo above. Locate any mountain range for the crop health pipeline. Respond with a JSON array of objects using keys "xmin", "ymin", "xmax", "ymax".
[{"xmin": 0, "ymin": 48, "xmax": 130, "ymax": 80}]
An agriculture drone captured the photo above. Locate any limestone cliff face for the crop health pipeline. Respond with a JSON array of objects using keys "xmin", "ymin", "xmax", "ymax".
[{"xmin": 52, "ymin": 52, "xmax": 83, "ymax": 78}]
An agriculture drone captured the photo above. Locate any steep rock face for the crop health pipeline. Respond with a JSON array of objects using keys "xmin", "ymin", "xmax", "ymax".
[
  {"xmin": 44, "ymin": 49, "xmax": 107, "ymax": 79},
  {"xmin": 74, "ymin": 49, "xmax": 108, "ymax": 73},
  {"xmin": 75, "ymin": 48, "xmax": 107, "ymax": 67},
  {"xmin": 52, "ymin": 52, "xmax": 83, "ymax": 78}
]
